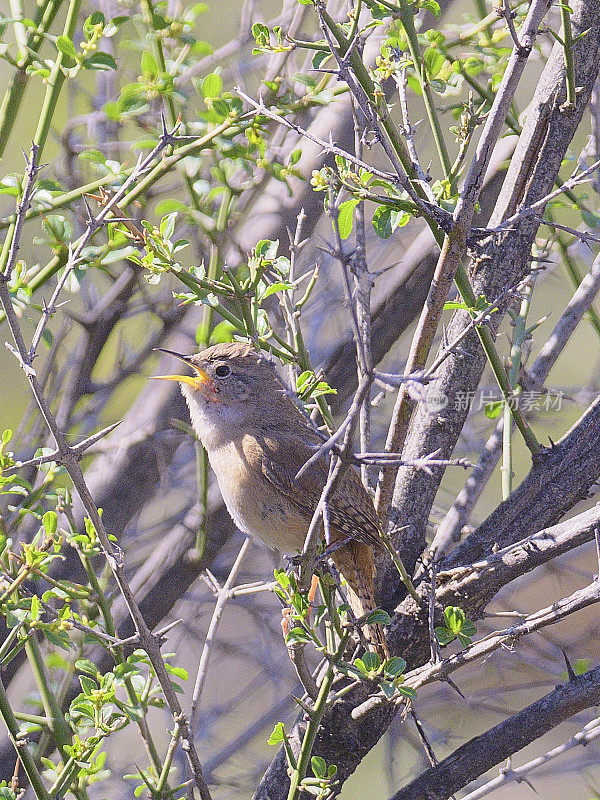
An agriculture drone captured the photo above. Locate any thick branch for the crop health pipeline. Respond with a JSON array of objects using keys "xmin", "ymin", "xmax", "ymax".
[
  {"xmin": 384, "ymin": 0, "xmax": 600, "ymax": 603},
  {"xmin": 446, "ymin": 394, "xmax": 600, "ymax": 569},
  {"xmin": 390, "ymin": 662, "xmax": 600, "ymax": 800}
]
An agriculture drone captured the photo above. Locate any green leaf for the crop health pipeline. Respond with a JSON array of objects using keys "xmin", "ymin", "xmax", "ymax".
[
  {"xmin": 406, "ymin": 73, "xmax": 422, "ymax": 96},
  {"xmin": 252, "ymin": 22, "xmax": 270, "ymax": 45},
  {"xmin": 212, "ymin": 98, "xmax": 230, "ymax": 117},
  {"xmin": 397, "ymin": 685, "xmax": 418, "ymax": 699},
  {"xmin": 155, "ymin": 198, "xmax": 187, "ymax": 215},
  {"xmin": 79, "ymin": 675, "xmax": 97, "ymax": 696},
  {"xmin": 337, "ymin": 199, "xmax": 360, "ymax": 240},
  {"xmin": 444, "ymin": 606, "xmax": 465, "ymax": 633},
  {"xmin": 209, "ymin": 321, "xmax": 236, "ymax": 344},
  {"xmin": 56, "ymin": 35, "xmax": 77, "ymax": 58},
  {"xmin": 365, "ymin": 609, "xmax": 391, "ymax": 626},
  {"xmin": 141, "ymin": 51, "xmax": 157, "ymax": 78},
  {"xmin": 164, "ymin": 663, "xmax": 188, "ymax": 681},
  {"xmin": 76, "ymin": 659, "xmax": 99, "ymax": 677},
  {"xmin": 443, "ymin": 299, "xmax": 470, "ymax": 311},
  {"xmin": 581, "ymin": 208, "xmax": 600, "ymax": 228},
  {"xmin": 372, "ymin": 206, "xmax": 393, "ymax": 239},
  {"xmin": 151, "ymin": 11, "xmax": 169, "ymax": 29},
  {"xmin": 120, "ymin": 703, "xmax": 144, "ymax": 722},
  {"xmin": 285, "ymin": 626, "xmax": 311, "ymax": 646},
  {"xmin": 312, "ymin": 50, "xmax": 331, "ymax": 69},
  {"xmin": 423, "ymin": 47, "xmax": 445, "ymax": 78},
  {"xmin": 44, "ymin": 627, "xmax": 71, "ymax": 650},
  {"xmin": 261, "ymin": 281, "xmax": 293, "ymax": 299},
  {"xmin": 268, "ymin": 721, "xmax": 286, "ymax": 745},
  {"xmin": 71, "ymin": 701, "xmax": 95, "ymax": 720},
  {"xmin": 255, "ymin": 239, "xmax": 279, "ymax": 259},
  {"xmin": 383, "ymin": 656, "xmax": 406, "ymax": 677},
  {"xmin": 84, "ymin": 51, "xmax": 117, "ymax": 71},
  {"xmin": 311, "ymin": 756, "xmax": 327, "ymax": 779},
  {"xmin": 484, "ymin": 400, "xmax": 503, "ymax": 419},
  {"xmin": 421, "ymin": 0, "xmax": 441, "ymax": 16},
  {"xmin": 85, "ymin": 11, "xmax": 105, "ymax": 29},
  {"xmin": 434, "ymin": 626, "xmax": 455, "ymax": 645},
  {"xmin": 361, "ymin": 652, "xmax": 381, "ymax": 672},
  {"xmin": 202, "ymin": 71, "xmax": 222, "ymax": 99},
  {"xmin": 42, "ymin": 511, "xmax": 57, "ymax": 536}
]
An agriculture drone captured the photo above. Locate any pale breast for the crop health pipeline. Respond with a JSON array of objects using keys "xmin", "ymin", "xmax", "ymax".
[{"xmin": 207, "ymin": 440, "xmax": 308, "ymax": 553}]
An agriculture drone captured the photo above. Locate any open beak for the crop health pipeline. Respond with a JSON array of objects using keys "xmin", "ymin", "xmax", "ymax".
[{"xmin": 150, "ymin": 348, "xmax": 213, "ymax": 392}]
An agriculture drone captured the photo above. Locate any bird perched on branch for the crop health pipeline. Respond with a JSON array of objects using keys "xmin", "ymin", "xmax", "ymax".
[{"xmin": 154, "ymin": 341, "xmax": 388, "ymax": 658}]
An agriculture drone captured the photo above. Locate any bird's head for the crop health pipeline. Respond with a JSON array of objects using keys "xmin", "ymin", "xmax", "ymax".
[{"xmin": 151, "ymin": 342, "xmax": 295, "ymax": 445}]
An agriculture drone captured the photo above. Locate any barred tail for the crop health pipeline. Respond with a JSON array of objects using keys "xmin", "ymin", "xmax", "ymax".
[{"xmin": 331, "ymin": 541, "xmax": 389, "ymax": 661}]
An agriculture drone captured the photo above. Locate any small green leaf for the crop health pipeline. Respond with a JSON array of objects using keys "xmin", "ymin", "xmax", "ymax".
[
  {"xmin": 79, "ymin": 675, "xmax": 97, "ymax": 696},
  {"xmin": 361, "ymin": 652, "xmax": 381, "ymax": 672},
  {"xmin": 422, "ymin": 0, "xmax": 441, "ymax": 17},
  {"xmin": 268, "ymin": 721, "xmax": 286, "ymax": 745},
  {"xmin": 164, "ymin": 663, "xmax": 188, "ymax": 681},
  {"xmin": 141, "ymin": 51, "xmax": 157, "ymax": 78},
  {"xmin": 252, "ymin": 22, "xmax": 270, "ymax": 44},
  {"xmin": 434, "ymin": 626, "xmax": 455, "ymax": 645},
  {"xmin": 443, "ymin": 299, "xmax": 470, "ymax": 310},
  {"xmin": 581, "ymin": 208, "xmax": 600, "ymax": 228},
  {"xmin": 372, "ymin": 206, "xmax": 393, "ymax": 239},
  {"xmin": 397, "ymin": 685, "xmax": 418, "ymax": 699},
  {"xmin": 444, "ymin": 606, "xmax": 465, "ymax": 633},
  {"xmin": 56, "ymin": 35, "xmax": 77, "ymax": 57},
  {"xmin": 84, "ymin": 51, "xmax": 117, "ymax": 71},
  {"xmin": 151, "ymin": 11, "xmax": 169, "ymax": 29},
  {"xmin": 255, "ymin": 239, "xmax": 279, "ymax": 259},
  {"xmin": 42, "ymin": 511, "xmax": 57, "ymax": 536},
  {"xmin": 261, "ymin": 281, "xmax": 293, "ymax": 299},
  {"xmin": 423, "ymin": 46, "xmax": 444, "ymax": 78},
  {"xmin": 205, "ymin": 321, "xmax": 234, "ymax": 345},
  {"xmin": 285, "ymin": 626, "xmax": 311, "ymax": 646},
  {"xmin": 202, "ymin": 71, "xmax": 222, "ymax": 99},
  {"xmin": 337, "ymin": 198, "xmax": 360, "ymax": 240},
  {"xmin": 76, "ymin": 659, "xmax": 99, "ymax": 677},
  {"xmin": 365, "ymin": 609, "xmax": 391, "ymax": 626},
  {"xmin": 383, "ymin": 656, "xmax": 406, "ymax": 677},
  {"xmin": 312, "ymin": 50, "xmax": 331, "ymax": 69},
  {"xmin": 311, "ymin": 756, "xmax": 327, "ymax": 779},
  {"xmin": 484, "ymin": 400, "xmax": 503, "ymax": 419}
]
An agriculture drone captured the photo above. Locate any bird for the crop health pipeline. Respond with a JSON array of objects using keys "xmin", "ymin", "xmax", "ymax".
[{"xmin": 153, "ymin": 341, "xmax": 388, "ymax": 658}]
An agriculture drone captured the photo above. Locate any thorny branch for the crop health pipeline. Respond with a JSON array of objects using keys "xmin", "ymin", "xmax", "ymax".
[{"xmin": 0, "ymin": 143, "xmax": 213, "ymax": 800}]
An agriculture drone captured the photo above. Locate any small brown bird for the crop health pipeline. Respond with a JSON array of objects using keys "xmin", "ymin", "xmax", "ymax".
[{"xmin": 155, "ymin": 342, "xmax": 387, "ymax": 657}]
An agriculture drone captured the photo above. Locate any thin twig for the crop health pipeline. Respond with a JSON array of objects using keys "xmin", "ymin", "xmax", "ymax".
[{"xmin": 190, "ymin": 538, "xmax": 251, "ymax": 728}]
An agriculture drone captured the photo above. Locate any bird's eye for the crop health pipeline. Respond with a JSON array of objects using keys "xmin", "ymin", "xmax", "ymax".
[{"xmin": 214, "ymin": 363, "xmax": 231, "ymax": 378}]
